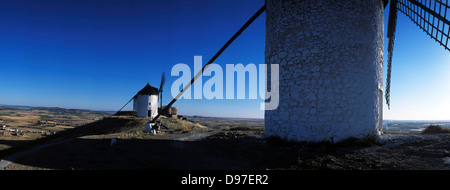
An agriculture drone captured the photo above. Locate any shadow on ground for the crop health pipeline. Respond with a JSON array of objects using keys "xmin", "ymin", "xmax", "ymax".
[{"xmin": 4, "ymin": 134, "xmax": 298, "ymax": 170}]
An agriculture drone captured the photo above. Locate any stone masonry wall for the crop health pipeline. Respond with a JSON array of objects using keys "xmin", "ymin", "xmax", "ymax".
[{"xmin": 265, "ymin": 0, "xmax": 384, "ymax": 142}]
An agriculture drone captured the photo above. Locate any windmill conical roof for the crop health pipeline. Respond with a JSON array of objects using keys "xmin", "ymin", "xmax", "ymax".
[{"xmin": 136, "ymin": 83, "xmax": 159, "ymax": 95}]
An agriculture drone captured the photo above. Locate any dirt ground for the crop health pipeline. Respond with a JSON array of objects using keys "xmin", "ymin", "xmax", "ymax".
[{"xmin": 2, "ymin": 127, "xmax": 450, "ymax": 170}]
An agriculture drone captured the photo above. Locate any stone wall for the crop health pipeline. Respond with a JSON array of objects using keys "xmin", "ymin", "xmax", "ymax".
[{"xmin": 265, "ymin": 0, "xmax": 385, "ymax": 142}]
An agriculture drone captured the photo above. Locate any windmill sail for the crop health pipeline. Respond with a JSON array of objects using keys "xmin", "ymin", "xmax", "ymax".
[
  {"xmin": 397, "ymin": 0, "xmax": 450, "ymax": 50},
  {"xmin": 159, "ymin": 72, "xmax": 165, "ymax": 109}
]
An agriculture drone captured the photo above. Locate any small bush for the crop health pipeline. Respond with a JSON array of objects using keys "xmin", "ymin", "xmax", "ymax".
[{"xmin": 422, "ymin": 125, "xmax": 450, "ymax": 134}]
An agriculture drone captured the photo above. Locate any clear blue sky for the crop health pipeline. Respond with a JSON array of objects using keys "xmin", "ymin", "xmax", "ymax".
[{"xmin": 0, "ymin": 0, "xmax": 449, "ymax": 119}]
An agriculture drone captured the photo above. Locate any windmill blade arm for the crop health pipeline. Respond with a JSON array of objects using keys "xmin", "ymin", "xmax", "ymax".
[
  {"xmin": 385, "ymin": 0, "xmax": 399, "ymax": 110},
  {"xmin": 115, "ymin": 95, "xmax": 135, "ymax": 114},
  {"xmin": 397, "ymin": 0, "xmax": 450, "ymax": 50},
  {"xmin": 150, "ymin": 4, "xmax": 266, "ymax": 123},
  {"xmin": 159, "ymin": 72, "xmax": 166, "ymax": 92}
]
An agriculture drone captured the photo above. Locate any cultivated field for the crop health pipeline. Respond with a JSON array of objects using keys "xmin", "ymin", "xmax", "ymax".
[{"xmin": 0, "ymin": 106, "xmax": 111, "ymax": 151}]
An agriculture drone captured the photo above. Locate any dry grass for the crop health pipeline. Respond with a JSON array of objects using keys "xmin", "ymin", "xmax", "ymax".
[{"xmin": 160, "ymin": 116, "xmax": 210, "ymax": 133}]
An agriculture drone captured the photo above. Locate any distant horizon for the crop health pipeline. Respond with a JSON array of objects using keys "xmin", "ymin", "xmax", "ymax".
[
  {"xmin": 0, "ymin": 103, "xmax": 266, "ymax": 119},
  {"xmin": 3, "ymin": 103, "xmax": 450, "ymax": 122}
]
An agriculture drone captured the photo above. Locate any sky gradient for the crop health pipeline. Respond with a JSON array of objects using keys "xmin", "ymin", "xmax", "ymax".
[{"xmin": 0, "ymin": 0, "xmax": 449, "ymax": 119}]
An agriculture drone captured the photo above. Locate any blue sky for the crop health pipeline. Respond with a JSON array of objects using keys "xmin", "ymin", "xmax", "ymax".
[
  {"xmin": 383, "ymin": 10, "xmax": 450, "ymax": 120},
  {"xmin": 0, "ymin": 0, "xmax": 449, "ymax": 119}
]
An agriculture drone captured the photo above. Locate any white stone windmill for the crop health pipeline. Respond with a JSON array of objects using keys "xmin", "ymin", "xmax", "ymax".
[
  {"xmin": 149, "ymin": 0, "xmax": 449, "ymax": 142},
  {"xmin": 264, "ymin": 0, "xmax": 450, "ymax": 143},
  {"xmin": 133, "ymin": 83, "xmax": 159, "ymax": 118}
]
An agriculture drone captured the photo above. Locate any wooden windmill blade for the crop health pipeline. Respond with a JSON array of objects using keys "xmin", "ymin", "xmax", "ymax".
[
  {"xmin": 149, "ymin": 4, "xmax": 266, "ymax": 124},
  {"xmin": 386, "ymin": 0, "xmax": 399, "ymax": 110},
  {"xmin": 159, "ymin": 72, "xmax": 165, "ymax": 109},
  {"xmin": 385, "ymin": 0, "xmax": 450, "ymax": 109}
]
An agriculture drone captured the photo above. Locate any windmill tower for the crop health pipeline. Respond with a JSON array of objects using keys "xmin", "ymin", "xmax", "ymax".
[
  {"xmin": 133, "ymin": 83, "xmax": 159, "ymax": 118},
  {"xmin": 264, "ymin": 0, "xmax": 449, "ymax": 143},
  {"xmin": 264, "ymin": 0, "xmax": 385, "ymax": 143},
  {"xmin": 115, "ymin": 72, "xmax": 166, "ymax": 120}
]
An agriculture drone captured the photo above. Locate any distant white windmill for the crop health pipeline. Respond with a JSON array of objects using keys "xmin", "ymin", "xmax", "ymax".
[
  {"xmin": 133, "ymin": 83, "xmax": 159, "ymax": 118},
  {"xmin": 115, "ymin": 72, "xmax": 165, "ymax": 120}
]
